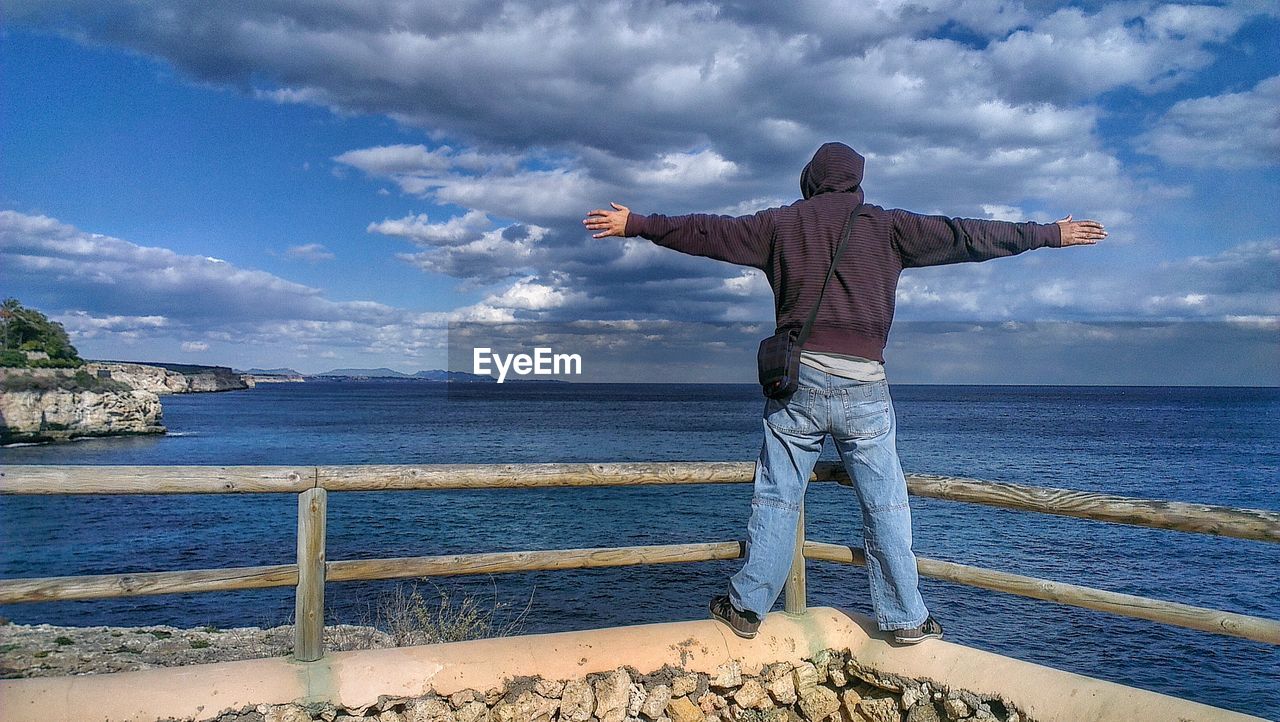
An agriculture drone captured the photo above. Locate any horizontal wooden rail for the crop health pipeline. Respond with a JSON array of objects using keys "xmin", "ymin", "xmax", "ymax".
[
  {"xmin": 327, "ymin": 542, "xmax": 744, "ymax": 582},
  {"xmin": 804, "ymin": 541, "xmax": 1280, "ymax": 646},
  {"xmin": 0, "ymin": 542, "xmax": 744, "ymax": 605},
  {"xmin": 899, "ymin": 473, "xmax": 1280, "ymax": 543},
  {"xmin": 3, "ymin": 463, "xmax": 1275, "ymax": 543},
  {"xmin": 0, "ymin": 564, "xmax": 299, "ymax": 604},
  {"xmin": 0, "ymin": 465, "xmax": 315, "ymax": 494}
]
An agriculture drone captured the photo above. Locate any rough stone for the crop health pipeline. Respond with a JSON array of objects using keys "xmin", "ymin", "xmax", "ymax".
[
  {"xmin": 760, "ymin": 662, "xmax": 792, "ymax": 683},
  {"xmin": 559, "ymin": 679, "xmax": 595, "ymax": 722},
  {"xmin": 942, "ymin": 698, "xmax": 969, "ymax": 720},
  {"xmin": 840, "ymin": 687, "xmax": 864, "ymax": 718},
  {"xmin": 665, "ymin": 695, "xmax": 702, "ymax": 722},
  {"xmin": 670, "ymin": 673, "xmax": 698, "ymax": 697},
  {"xmin": 264, "ymin": 705, "xmax": 313, "ymax": 722},
  {"xmin": 812, "ymin": 650, "xmax": 833, "ymax": 683},
  {"xmin": 797, "ymin": 683, "xmax": 840, "ymax": 721},
  {"xmin": 491, "ymin": 691, "xmax": 556, "ymax": 722},
  {"xmin": 698, "ymin": 691, "xmax": 727, "ymax": 714},
  {"xmin": 901, "ymin": 687, "xmax": 922, "ymax": 711},
  {"xmin": 453, "ymin": 702, "xmax": 489, "ymax": 722},
  {"xmin": 792, "ymin": 662, "xmax": 820, "ymax": 694},
  {"xmin": 629, "ymin": 683, "xmax": 648, "ymax": 717},
  {"xmin": 592, "ymin": 668, "xmax": 632, "ymax": 722},
  {"xmin": 450, "ymin": 690, "xmax": 482, "ymax": 708},
  {"xmin": 641, "ymin": 684, "xmax": 672, "ymax": 719},
  {"xmin": 905, "ymin": 702, "xmax": 942, "ymax": 722},
  {"xmin": 733, "ymin": 678, "xmax": 770, "ymax": 710},
  {"xmin": 379, "ymin": 711, "xmax": 407, "ymax": 722},
  {"xmin": 710, "ymin": 659, "xmax": 742, "ymax": 688},
  {"xmin": 406, "ymin": 696, "xmax": 457, "ymax": 722},
  {"xmin": 534, "ymin": 678, "xmax": 566, "ymax": 699},
  {"xmin": 856, "ymin": 697, "xmax": 901, "ymax": 722},
  {"xmin": 765, "ymin": 671, "xmax": 798, "ymax": 705},
  {"xmin": 846, "ymin": 663, "xmax": 904, "ymax": 693},
  {"xmin": 827, "ymin": 667, "xmax": 847, "ymax": 687}
]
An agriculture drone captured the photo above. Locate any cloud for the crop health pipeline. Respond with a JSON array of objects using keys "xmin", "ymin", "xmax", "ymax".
[
  {"xmin": 282, "ymin": 243, "xmax": 335, "ymax": 262},
  {"xmin": 987, "ymin": 4, "xmax": 1251, "ymax": 103},
  {"xmin": 367, "ymin": 210, "xmax": 493, "ymax": 245},
  {"xmin": 15, "ymin": 1, "xmax": 1260, "ymax": 217},
  {"xmin": 1139, "ymin": 74, "xmax": 1280, "ymax": 169},
  {"xmin": 0, "ymin": 210, "xmax": 580, "ymax": 368}
]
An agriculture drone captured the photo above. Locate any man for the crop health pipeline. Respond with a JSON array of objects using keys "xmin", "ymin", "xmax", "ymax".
[{"xmin": 583, "ymin": 142, "xmax": 1105, "ymax": 644}]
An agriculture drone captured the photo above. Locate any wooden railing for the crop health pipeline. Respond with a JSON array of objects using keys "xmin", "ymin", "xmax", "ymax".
[{"xmin": 1, "ymin": 463, "xmax": 1277, "ymax": 663}]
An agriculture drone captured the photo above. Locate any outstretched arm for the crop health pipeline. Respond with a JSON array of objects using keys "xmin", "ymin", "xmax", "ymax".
[
  {"xmin": 584, "ymin": 202, "xmax": 775, "ymax": 270},
  {"xmin": 892, "ymin": 210, "xmax": 1106, "ymax": 268}
]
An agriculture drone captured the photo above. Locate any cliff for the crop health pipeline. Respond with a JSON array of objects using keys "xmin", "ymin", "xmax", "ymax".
[
  {"xmin": 0, "ymin": 379, "xmax": 164, "ymax": 444},
  {"xmin": 85, "ymin": 362, "xmax": 253, "ymax": 394}
]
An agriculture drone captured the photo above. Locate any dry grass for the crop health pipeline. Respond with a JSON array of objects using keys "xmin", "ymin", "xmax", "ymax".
[{"xmin": 375, "ymin": 579, "xmax": 533, "ymax": 647}]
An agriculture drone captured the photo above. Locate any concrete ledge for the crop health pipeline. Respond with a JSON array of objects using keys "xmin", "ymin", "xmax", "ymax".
[{"xmin": 0, "ymin": 608, "xmax": 1261, "ymax": 722}]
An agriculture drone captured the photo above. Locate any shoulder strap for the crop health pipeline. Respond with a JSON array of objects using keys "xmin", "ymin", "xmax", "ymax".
[{"xmin": 797, "ymin": 204, "xmax": 863, "ymax": 346}]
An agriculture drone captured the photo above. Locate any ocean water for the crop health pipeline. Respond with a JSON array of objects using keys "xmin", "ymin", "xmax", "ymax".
[{"xmin": 2, "ymin": 382, "xmax": 1277, "ymax": 716}]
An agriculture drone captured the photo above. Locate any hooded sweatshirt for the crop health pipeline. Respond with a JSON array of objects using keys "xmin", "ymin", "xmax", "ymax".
[{"xmin": 622, "ymin": 142, "xmax": 1061, "ymax": 363}]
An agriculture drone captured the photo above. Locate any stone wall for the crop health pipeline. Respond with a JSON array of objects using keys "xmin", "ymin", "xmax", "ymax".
[{"xmin": 228, "ymin": 652, "xmax": 1026, "ymax": 722}]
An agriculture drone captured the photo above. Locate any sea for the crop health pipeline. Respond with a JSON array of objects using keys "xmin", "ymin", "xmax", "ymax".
[{"xmin": 1, "ymin": 382, "xmax": 1277, "ymax": 717}]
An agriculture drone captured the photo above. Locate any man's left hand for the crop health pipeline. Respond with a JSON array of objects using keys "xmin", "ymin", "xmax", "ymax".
[
  {"xmin": 584, "ymin": 203, "xmax": 631, "ymax": 238},
  {"xmin": 1056, "ymin": 215, "xmax": 1107, "ymax": 246}
]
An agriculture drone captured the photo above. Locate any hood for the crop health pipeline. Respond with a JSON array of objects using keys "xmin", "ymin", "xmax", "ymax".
[{"xmin": 800, "ymin": 142, "xmax": 865, "ymax": 200}]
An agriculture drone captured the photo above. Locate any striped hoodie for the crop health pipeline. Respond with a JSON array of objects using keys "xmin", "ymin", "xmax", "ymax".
[{"xmin": 623, "ymin": 142, "xmax": 1062, "ymax": 363}]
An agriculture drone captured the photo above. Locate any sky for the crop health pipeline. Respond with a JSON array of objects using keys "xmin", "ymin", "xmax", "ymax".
[{"xmin": 1, "ymin": 1, "xmax": 1277, "ymax": 384}]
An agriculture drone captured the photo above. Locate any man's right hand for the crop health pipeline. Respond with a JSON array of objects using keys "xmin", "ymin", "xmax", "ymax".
[
  {"xmin": 584, "ymin": 203, "xmax": 631, "ymax": 238},
  {"xmin": 1056, "ymin": 215, "xmax": 1107, "ymax": 246}
]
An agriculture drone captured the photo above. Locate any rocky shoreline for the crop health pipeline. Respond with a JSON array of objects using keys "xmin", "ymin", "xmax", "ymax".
[
  {"xmin": 0, "ymin": 621, "xmax": 391, "ymax": 678},
  {"xmin": 0, "ymin": 622, "xmax": 1028, "ymax": 722},
  {"xmin": 0, "ymin": 362, "xmax": 252, "ymax": 444}
]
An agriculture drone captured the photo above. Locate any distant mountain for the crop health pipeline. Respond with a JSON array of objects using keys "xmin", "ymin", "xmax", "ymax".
[
  {"xmin": 413, "ymin": 369, "xmax": 495, "ymax": 382},
  {"xmin": 241, "ymin": 367, "xmax": 302, "ymax": 376},
  {"xmin": 318, "ymin": 367, "xmax": 410, "ymax": 377}
]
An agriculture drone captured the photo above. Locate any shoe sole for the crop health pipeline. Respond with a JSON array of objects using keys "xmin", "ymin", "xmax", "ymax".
[
  {"xmin": 892, "ymin": 631, "xmax": 943, "ymax": 645},
  {"xmin": 709, "ymin": 608, "xmax": 759, "ymax": 639}
]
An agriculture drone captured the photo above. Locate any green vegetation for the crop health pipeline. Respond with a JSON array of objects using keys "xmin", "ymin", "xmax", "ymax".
[
  {"xmin": 189, "ymin": 639, "xmax": 211, "ymax": 649},
  {"xmin": 0, "ymin": 298, "xmax": 83, "ymax": 368},
  {"xmin": 147, "ymin": 629, "xmax": 173, "ymax": 639},
  {"xmin": 0, "ymin": 369, "xmax": 133, "ymax": 394},
  {"xmin": 53, "ymin": 636, "xmax": 74, "ymax": 646}
]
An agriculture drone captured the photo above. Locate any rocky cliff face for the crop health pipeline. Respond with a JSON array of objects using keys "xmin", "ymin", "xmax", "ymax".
[
  {"xmin": 85, "ymin": 362, "xmax": 251, "ymax": 394},
  {"xmin": 0, "ymin": 386, "xmax": 164, "ymax": 443}
]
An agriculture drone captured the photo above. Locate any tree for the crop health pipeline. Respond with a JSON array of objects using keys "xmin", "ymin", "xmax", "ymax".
[{"xmin": 0, "ymin": 298, "xmax": 84, "ymax": 368}]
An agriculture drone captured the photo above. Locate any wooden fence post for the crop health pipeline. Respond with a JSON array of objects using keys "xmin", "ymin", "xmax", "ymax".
[
  {"xmin": 784, "ymin": 503, "xmax": 807, "ymax": 615},
  {"xmin": 294, "ymin": 487, "xmax": 327, "ymax": 662}
]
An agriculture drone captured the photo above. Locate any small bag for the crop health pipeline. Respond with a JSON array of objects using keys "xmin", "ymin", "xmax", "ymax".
[{"xmin": 757, "ymin": 206, "xmax": 863, "ymax": 398}]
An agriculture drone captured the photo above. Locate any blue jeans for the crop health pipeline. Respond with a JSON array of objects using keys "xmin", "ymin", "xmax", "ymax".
[{"xmin": 728, "ymin": 364, "xmax": 929, "ymax": 630}]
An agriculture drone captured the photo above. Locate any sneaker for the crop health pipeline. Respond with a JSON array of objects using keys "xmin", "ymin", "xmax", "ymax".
[
  {"xmin": 709, "ymin": 595, "xmax": 761, "ymax": 639},
  {"xmin": 892, "ymin": 616, "xmax": 944, "ymax": 645}
]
